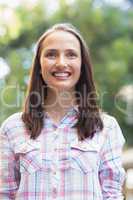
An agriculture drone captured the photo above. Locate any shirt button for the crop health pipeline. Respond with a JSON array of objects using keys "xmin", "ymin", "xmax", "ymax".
[
  {"xmin": 52, "ymin": 187, "xmax": 57, "ymax": 198},
  {"xmin": 83, "ymin": 146, "xmax": 88, "ymax": 150},
  {"xmin": 53, "ymin": 171, "xmax": 56, "ymax": 175}
]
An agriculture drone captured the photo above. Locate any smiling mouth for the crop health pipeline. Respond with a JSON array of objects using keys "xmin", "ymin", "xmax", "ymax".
[{"xmin": 51, "ymin": 71, "xmax": 72, "ymax": 79}]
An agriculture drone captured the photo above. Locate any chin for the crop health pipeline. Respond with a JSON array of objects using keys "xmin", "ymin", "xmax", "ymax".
[{"xmin": 53, "ymin": 84, "xmax": 74, "ymax": 92}]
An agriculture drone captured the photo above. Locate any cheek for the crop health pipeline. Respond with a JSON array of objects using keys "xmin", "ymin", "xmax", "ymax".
[
  {"xmin": 40, "ymin": 60, "xmax": 52, "ymax": 75},
  {"xmin": 74, "ymin": 62, "xmax": 81, "ymax": 75},
  {"xmin": 42, "ymin": 57, "xmax": 55, "ymax": 66},
  {"xmin": 75, "ymin": 66, "xmax": 81, "ymax": 82},
  {"xmin": 76, "ymin": 68, "xmax": 81, "ymax": 80}
]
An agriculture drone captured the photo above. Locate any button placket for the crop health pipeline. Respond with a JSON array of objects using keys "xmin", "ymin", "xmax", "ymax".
[
  {"xmin": 52, "ymin": 187, "xmax": 58, "ymax": 199},
  {"xmin": 52, "ymin": 129, "xmax": 60, "ymax": 163},
  {"xmin": 51, "ymin": 166, "xmax": 59, "ymax": 199},
  {"xmin": 51, "ymin": 164, "xmax": 59, "ymax": 179},
  {"xmin": 51, "ymin": 129, "xmax": 60, "ymax": 198}
]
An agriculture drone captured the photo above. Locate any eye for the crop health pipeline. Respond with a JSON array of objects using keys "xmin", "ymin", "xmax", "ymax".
[
  {"xmin": 66, "ymin": 51, "xmax": 78, "ymax": 58},
  {"xmin": 44, "ymin": 51, "xmax": 57, "ymax": 59}
]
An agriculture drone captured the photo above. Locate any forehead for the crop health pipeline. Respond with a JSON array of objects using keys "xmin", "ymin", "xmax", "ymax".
[{"xmin": 41, "ymin": 30, "xmax": 80, "ymax": 50}]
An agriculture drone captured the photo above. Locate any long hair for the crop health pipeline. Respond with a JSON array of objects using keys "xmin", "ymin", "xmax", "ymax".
[{"xmin": 22, "ymin": 23, "xmax": 103, "ymax": 140}]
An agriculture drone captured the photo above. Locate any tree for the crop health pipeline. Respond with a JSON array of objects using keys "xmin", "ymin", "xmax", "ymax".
[{"xmin": 0, "ymin": 0, "xmax": 133, "ymax": 145}]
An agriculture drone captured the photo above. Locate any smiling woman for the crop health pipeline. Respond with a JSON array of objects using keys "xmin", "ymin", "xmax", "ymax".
[
  {"xmin": 0, "ymin": 23, "xmax": 126, "ymax": 200},
  {"xmin": 22, "ymin": 23, "xmax": 103, "ymax": 138}
]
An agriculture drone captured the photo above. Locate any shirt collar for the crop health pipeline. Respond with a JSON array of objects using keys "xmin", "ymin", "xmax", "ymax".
[{"xmin": 43, "ymin": 105, "xmax": 79, "ymax": 128}]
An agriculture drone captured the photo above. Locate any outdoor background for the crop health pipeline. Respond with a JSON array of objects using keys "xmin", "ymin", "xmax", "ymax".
[
  {"xmin": 0, "ymin": 0, "xmax": 133, "ymax": 198},
  {"xmin": 0, "ymin": 0, "xmax": 132, "ymax": 144}
]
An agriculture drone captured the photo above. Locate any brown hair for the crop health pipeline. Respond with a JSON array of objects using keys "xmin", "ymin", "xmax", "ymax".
[{"xmin": 22, "ymin": 23, "xmax": 103, "ymax": 140}]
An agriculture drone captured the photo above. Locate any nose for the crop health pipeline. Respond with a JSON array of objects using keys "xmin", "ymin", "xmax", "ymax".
[{"xmin": 56, "ymin": 54, "xmax": 67, "ymax": 67}]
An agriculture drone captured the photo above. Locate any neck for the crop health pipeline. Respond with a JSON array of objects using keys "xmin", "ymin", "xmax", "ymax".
[{"xmin": 44, "ymin": 88, "xmax": 77, "ymax": 113}]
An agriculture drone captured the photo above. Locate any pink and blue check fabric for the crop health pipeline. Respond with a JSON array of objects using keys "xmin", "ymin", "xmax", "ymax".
[{"xmin": 0, "ymin": 107, "xmax": 125, "ymax": 200}]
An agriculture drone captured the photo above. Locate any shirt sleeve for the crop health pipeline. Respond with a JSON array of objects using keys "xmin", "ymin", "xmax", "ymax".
[
  {"xmin": 0, "ymin": 125, "xmax": 20, "ymax": 200},
  {"xmin": 98, "ymin": 117, "xmax": 126, "ymax": 200}
]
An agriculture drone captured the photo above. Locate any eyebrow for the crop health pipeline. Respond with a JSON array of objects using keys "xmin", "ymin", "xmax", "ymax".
[{"xmin": 43, "ymin": 48, "xmax": 79, "ymax": 52}]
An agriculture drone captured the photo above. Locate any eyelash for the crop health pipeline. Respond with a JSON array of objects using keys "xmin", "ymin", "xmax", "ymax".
[
  {"xmin": 45, "ymin": 52, "xmax": 77, "ymax": 59},
  {"xmin": 45, "ymin": 53, "xmax": 56, "ymax": 58},
  {"xmin": 67, "ymin": 52, "xmax": 77, "ymax": 57}
]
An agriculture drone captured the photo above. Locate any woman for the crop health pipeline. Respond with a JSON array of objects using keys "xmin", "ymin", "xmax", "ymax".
[{"xmin": 0, "ymin": 23, "xmax": 125, "ymax": 200}]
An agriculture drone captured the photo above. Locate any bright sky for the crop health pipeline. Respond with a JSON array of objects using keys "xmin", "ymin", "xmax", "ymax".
[
  {"xmin": 0, "ymin": 0, "xmax": 126, "ymax": 8},
  {"xmin": 104, "ymin": 0, "xmax": 125, "ymax": 4},
  {"xmin": 0, "ymin": 0, "xmax": 128, "ymax": 14},
  {"xmin": 0, "ymin": 58, "xmax": 10, "ymax": 79},
  {"xmin": 0, "ymin": 0, "xmax": 38, "ymax": 8}
]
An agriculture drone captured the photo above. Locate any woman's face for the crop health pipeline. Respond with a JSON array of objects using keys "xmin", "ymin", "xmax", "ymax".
[{"xmin": 40, "ymin": 30, "xmax": 81, "ymax": 92}]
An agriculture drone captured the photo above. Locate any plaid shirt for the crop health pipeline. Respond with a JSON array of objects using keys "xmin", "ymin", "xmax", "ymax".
[{"xmin": 0, "ymin": 107, "xmax": 125, "ymax": 200}]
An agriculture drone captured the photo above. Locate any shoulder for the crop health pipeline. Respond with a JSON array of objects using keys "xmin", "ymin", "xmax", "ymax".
[
  {"xmin": 0, "ymin": 112, "xmax": 30, "ymax": 151},
  {"xmin": 0, "ymin": 112, "xmax": 25, "ymax": 135},
  {"xmin": 100, "ymin": 111, "xmax": 120, "ymax": 129},
  {"xmin": 99, "ymin": 112, "xmax": 125, "ymax": 146}
]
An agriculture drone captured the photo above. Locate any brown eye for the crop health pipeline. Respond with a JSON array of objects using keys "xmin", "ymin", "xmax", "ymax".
[
  {"xmin": 45, "ymin": 51, "xmax": 57, "ymax": 59},
  {"xmin": 66, "ymin": 51, "xmax": 77, "ymax": 58}
]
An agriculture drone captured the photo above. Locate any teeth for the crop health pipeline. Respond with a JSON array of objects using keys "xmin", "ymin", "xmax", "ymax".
[{"xmin": 52, "ymin": 72, "xmax": 71, "ymax": 77}]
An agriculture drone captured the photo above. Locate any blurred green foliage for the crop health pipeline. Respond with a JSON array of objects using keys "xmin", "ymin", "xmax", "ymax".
[{"xmin": 0, "ymin": 0, "xmax": 133, "ymax": 146}]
